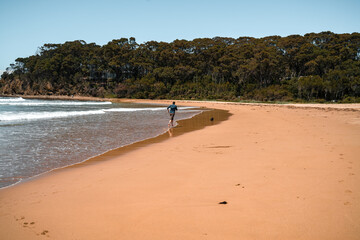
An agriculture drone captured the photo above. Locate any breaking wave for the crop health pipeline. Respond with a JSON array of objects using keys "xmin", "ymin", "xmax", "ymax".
[{"xmin": 0, "ymin": 98, "xmax": 112, "ymax": 106}]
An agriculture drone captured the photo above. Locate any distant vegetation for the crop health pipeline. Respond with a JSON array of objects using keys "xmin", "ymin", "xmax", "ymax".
[{"xmin": 1, "ymin": 32, "xmax": 360, "ymax": 102}]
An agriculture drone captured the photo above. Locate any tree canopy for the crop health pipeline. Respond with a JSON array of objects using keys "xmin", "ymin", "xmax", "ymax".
[{"xmin": 1, "ymin": 32, "xmax": 360, "ymax": 102}]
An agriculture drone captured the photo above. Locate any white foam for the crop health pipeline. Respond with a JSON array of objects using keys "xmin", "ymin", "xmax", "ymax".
[
  {"xmin": 0, "ymin": 97, "xmax": 25, "ymax": 102},
  {"xmin": 0, "ymin": 99, "xmax": 112, "ymax": 106},
  {"xmin": 0, "ymin": 110, "xmax": 106, "ymax": 121},
  {"xmin": 0, "ymin": 108, "xmax": 164, "ymax": 121}
]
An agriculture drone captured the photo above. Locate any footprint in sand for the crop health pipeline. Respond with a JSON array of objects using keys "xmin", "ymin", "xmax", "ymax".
[
  {"xmin": 16, "ymin": 216, "xmax": 36, "ymax": 229},
  {"xmin": 15, "ymin": 216, "xmax": 25, "ymax": 221},
  {"xmin": 41, "ymin": 230, "xmax": 49, "ymax": 236},
  {"xmin": 22, "ymin": 221, "xmax": 35, "ymax": 228}
]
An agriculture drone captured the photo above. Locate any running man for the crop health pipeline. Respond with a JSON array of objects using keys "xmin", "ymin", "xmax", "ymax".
[{"xmin": 167, "ymin": 101, "xmax": 178, "ymax": 128}]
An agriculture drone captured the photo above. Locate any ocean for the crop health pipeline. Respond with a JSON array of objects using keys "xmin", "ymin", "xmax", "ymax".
[{"xmin": 0, "ymin": 97, "xmax": 201, "ymax": 188}]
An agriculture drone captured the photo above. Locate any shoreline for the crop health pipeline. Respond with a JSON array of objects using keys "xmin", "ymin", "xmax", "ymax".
[
  {"xmin": 0, "ymin": 96, "xmax": 230, "ymax": 189},
  {"xmin": 1, "ymin": 98, "xmax": 359, "ymax": 239},
  {"xmin": 1, "ymin": 107, "xmax": 230, "ymax": 190}
]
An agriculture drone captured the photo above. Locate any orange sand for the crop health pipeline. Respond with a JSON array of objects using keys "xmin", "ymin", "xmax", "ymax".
[{"xmin": 0, "ymin": 101, "xmax": 359, "ymax": 240}]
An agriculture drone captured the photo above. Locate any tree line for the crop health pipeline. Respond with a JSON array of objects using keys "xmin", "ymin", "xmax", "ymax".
[{"xmin": 1, "ymin": 31, "xmax": 360, "ymax": 102}]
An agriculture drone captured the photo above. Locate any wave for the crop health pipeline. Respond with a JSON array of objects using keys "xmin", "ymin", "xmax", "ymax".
[
  {"xmin": 0, "ymin": 99, "xmax": 112, "ymax": 106},
  {"xmin": 0, "ymin": 107, "xmax": 194, "ymax": 121},
  {"xmin": 0, "ymin": 101, "xmax": 199, "ymax": 121},
  {"xmin": 0, "ymin": 97, "xmax": 25, "ymax": 102},
  {"xmin": 0, "ymin": 110, "xmax": 106, "ymax": 121}
]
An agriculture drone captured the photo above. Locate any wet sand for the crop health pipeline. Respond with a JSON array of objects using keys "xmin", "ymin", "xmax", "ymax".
[{"xmin": 0, "ymin": 100, "xmax": 359, "ymax": 240}]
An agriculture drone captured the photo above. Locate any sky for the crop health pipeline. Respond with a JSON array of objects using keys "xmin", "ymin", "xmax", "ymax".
[{"xmin": 0, "ymin": 0, "xmax": 359, "ymax": 72}]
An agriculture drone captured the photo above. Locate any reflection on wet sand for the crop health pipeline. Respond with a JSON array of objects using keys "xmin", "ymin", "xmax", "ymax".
[{"xmin": 168, "ymin": 127, "xmax": 174, "ymax": 137}]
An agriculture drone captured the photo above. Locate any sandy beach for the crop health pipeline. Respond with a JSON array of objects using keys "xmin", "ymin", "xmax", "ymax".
[{"xmin": 0, "ymin": 100, "xmax": 359, "ymax": 240}]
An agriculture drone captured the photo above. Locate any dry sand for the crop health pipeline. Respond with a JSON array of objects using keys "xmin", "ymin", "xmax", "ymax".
[{"xmin": 0, "ymin": 100, "xmax": 359, "ymax": 240}]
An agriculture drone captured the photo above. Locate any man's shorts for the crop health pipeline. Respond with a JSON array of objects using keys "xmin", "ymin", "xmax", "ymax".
[{"xmin": 170, "ymin": 113, "xmax": 175, "ymax": 121}]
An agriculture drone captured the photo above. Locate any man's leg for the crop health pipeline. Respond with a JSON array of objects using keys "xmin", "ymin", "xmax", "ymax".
[{"xmin": 169, "ymin": 113, "xmax": 174, "ymax": 127}]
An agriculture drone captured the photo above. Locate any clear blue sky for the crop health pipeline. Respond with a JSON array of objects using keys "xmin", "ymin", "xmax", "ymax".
[{"xmin": 0, "ymin": 0, "xmax": 359, "ymax": 72}]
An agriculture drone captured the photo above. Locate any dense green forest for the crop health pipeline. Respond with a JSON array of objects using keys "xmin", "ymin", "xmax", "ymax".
[{"xmin": 1, "ymin": 32, "xmax": 360, "ymax": 102}]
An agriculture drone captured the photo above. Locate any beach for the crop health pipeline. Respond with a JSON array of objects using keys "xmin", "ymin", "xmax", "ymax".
[
  {"xmin": 0, "ymin": 97, "xmax": 204, "ymax": 188},
  {"xmin": 0, "ymin": 100, "xmax": 359, "ymax": 240}
]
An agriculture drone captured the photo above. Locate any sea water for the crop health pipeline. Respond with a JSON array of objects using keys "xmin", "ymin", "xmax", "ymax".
[{"xmin": 0, "ymin": 97, "xmax": 200, "ymax": 188}]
